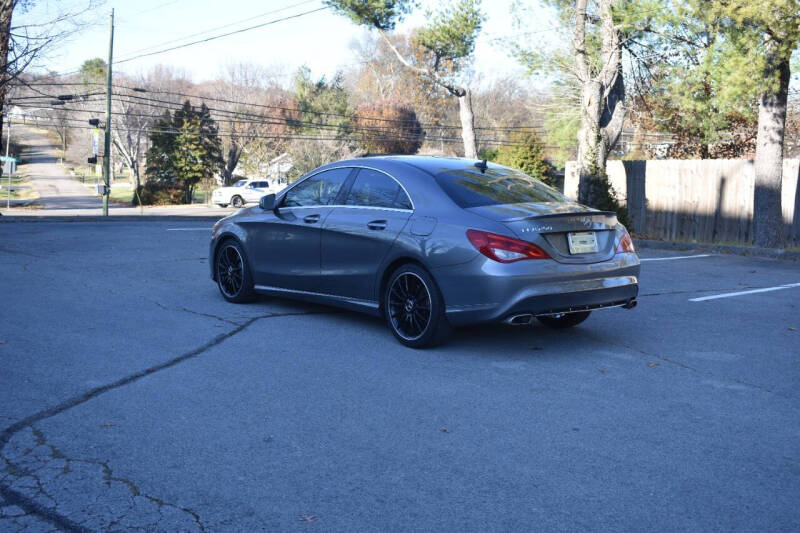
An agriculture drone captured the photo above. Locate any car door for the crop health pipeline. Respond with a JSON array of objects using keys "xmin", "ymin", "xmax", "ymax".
[
  {"xmin": 247, "ymin": 168, "xmax": 354, "ymax": 292},
  {"xmin": 243, "ymin": 182, "xmax": 264, "ymax": 203},
  {"xmin": 320, "ymin": 167, "xmax": 413, "ymax": 301}
]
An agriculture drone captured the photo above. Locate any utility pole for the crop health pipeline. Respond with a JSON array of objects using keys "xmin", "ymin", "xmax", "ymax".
[
  {"xmin": 5, "ymin": 117, "xmax": 10, "ymax": 209},
  {"xmin": 102, "ymin": 8, "xmax": 114, "ymax": 216}
]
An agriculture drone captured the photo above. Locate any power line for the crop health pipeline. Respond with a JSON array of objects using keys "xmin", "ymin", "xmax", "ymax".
[
  {"xmin": 10, "ymin": 92, "xmax": 551, "ymax": 136},
  {"xmin": 116, "ymin": 0, "xmax": 320, "ymax": 57},
  {"xmin": 114, "ymin": 6, "xmax": 329, "ymax": 65}
]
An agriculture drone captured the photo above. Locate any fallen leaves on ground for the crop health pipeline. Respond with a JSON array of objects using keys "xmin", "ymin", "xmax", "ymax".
[
  {"xmin": 298, "ymin": 514, "xmax": 318, "ymax": 523},
  {"xmin": 598, "ymin": 368, "xmax": 608, "ymax": 374},
  {"xmin": 440, "ymin": 426, "xmax": 452, "ymax": 434},
  {"xmin": 647, "ymin": 362, "xmax": 660, "ymax": 368}
]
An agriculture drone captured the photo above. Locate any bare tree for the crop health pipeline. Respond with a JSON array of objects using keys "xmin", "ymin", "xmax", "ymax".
[
  {"xmin": 344, "ymin": 31, "xmax": 460, "ymax": 154},
  {"xmin": 327, "ymin": 0, "xmax": 485, "ymax": 159},
  {"xmin": 112, "ymin": 81, "xmax": 150, "ymax": 191},
  {"xmin": 0, "ymin": 1, "xmax": 100, "ymax": 172},
  {"xmin": 199, "ymin": 62, "xmax": 294, "ymax": 185}
]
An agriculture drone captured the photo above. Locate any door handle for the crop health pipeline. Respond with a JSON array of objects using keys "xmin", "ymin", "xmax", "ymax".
[
  {"xmin": 367, "ymin": 220, "xmax": 387, "ymax": 231},
  {"xmin": 303, "ymin": 214, "xmax": 320, "ymax": 224}
]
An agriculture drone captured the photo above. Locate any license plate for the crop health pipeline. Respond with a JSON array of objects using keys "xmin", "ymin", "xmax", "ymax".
[{"xmin": 567, "ymin": 231, "xmax": 598, "ymax": 254}]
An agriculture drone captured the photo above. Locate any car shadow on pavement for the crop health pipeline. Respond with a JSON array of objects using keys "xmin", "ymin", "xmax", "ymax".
[{"xmin": 247, "ymin": 294, "xmax": 607, "ymax": 357}]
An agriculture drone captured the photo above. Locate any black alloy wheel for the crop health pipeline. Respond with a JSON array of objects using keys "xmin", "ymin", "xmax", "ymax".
[
  {"xmin": 231, "ymin": 195, "xmax": 244, "ymax": 208},
  {"xmin": 536, "ymin": 311, "xmax": 591, "ymax": 329},
  {"xmin": 385, "ymin": 264, "xmax": 449, "ymax": 348},
  {"xmin": 215, "ymin": 241, "xmax": 254, "ymax": 302}
]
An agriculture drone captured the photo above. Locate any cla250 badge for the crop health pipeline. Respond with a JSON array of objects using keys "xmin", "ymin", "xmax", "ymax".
[{"xmin": 521, "ymin": 225, "xmax": 553, "ymax": 233}]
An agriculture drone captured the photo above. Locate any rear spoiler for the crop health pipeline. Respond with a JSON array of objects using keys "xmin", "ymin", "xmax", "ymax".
[
  {"xmin": 503, "ymin": 211, "xmax": 618, "ymax": 232},
  {"xmin": 526, "ymin": 210, "xmax": 617, "ymax": 220}
]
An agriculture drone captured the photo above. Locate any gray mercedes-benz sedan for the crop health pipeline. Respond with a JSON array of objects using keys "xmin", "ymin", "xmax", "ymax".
[{"xmin": 210, "ymin": 156, "xmax": 640, "ymax": 348}]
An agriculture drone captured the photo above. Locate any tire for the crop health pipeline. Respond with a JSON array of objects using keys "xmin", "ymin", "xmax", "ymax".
[
  {"xmin": 215, "ymin": 240, "xmax": 255, "ymax": 303},
  {"xmin": 216, "ymin": 203, "xmax": 228, "ymax": 208},
  {"xmin": 536, "ymin": 311, "xmax": 591, "ymax": 329},
  {"xmin": 231, "ymin": 195, "xmax": 244, "ymax": 208},
  {"xmin": 384, "ymin": 264, "xmax": 450, "ymax": 348}
]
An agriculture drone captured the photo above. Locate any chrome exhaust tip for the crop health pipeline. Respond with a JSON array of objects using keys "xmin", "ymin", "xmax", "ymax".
[
  {"xmin": 504, "ymin": 313, "xmax": 533, "ymax": 325},
  {"xmin": 622, "ymin": 299, "xmax": 638, "ymax": 309}
]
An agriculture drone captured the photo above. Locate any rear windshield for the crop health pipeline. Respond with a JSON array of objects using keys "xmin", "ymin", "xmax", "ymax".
[{"xmin": 434, "ymin": 166, "xmax": 566, "ymax": 208}]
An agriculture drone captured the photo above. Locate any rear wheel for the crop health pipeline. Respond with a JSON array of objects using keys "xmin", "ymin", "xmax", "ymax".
[
  {"xmin": 384, "ymin": 264, "xmax": 450, "ymax": 348},
  {"xmin": 231, "ymin": 195, "xmax": 244, "ymax": 208},
  {"xmin": 536, "ymin": 311, "xmax": 591, "ymax": 329},
  {"xmin": 215, "ymin": 240, "xmax": 255, "ymax": 303}
]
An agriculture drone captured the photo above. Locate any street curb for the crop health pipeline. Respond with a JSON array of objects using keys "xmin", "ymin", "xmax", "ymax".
[
  {"xmin": 0, "ymin": 215, "xmax": 224, "ymax": 222},
  {"xmin": 634, "ymin": 238, "xmax": 800, "ymax": 262}
]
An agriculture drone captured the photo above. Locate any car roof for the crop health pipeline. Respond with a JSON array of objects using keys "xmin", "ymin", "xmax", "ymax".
[{"xmin": 360, "ymin": 155, "xmax": 485, "ymax": 176}]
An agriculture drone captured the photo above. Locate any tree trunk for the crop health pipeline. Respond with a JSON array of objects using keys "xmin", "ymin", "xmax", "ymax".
[
  {"xmin": 577, "ymin": 81, "xmax": 602, "ymax": 204},
  {"xmin": 752, "ymin": 52, "xmax": 789, "ymax": 248},
  {"xmin": 573, "ymin": 0, "xmax": 625, "ymax": 209},
  {"xmin": 223, "ymin": 143, "xmax": 241, "ymax": 185},
  {"xmin": 458, "ymin": 88, "xmax": 477, "ymax": 159}
]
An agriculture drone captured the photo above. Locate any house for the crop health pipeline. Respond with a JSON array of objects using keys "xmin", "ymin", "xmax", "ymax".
[{"xmin": 261, "ymin": 153, "xmax": 293, "ymax": 187}]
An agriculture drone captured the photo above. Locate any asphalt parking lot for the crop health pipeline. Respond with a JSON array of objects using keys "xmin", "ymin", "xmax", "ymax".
[{"xmin": 1, "ymin": 219, "xmax": 798, "ymax": 532}]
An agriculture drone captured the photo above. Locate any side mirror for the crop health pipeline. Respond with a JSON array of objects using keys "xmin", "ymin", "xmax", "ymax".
[{"xmin": 259, "ymin": 193, "xmax": 276, "ymax": 211}]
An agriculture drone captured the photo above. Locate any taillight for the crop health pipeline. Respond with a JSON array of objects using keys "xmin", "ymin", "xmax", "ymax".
[
  {"xmin": 466, "ymin": 229, "xmax": 549, "ymax": 263},
  {"xmin": 616, "ymin": 231, "xmax": 635, "ymax": 254}
]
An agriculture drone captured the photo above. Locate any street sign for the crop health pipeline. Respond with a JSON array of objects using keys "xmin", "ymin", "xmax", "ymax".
[
  {"xmin": 91, "ymin": 129, "xmax": 100, "ymax": 155},
  {"xmin": 0, "ymin": 155, "xmax": 19, "ymax": 163}
]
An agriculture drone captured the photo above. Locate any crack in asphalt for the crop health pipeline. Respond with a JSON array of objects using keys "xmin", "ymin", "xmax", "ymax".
[
  {"xmin": 588, "ymin": 332, "xmax": 780, "ymax": 397},
  {"xmin": 0, "ymin": 310, "xmax": 328, "ymax": 532},
  {"xmin": 0, "ymin": 246, "xmax": 46, "ymax": 259},
  {"xmin": 151, "ymin": 300, "xmax": 243, "ymax": 326}
]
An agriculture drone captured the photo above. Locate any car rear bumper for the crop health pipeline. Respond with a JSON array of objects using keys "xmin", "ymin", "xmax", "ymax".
[{"xmin": 434, "ymin": 253, "xmax": 640, "ymax": 326}]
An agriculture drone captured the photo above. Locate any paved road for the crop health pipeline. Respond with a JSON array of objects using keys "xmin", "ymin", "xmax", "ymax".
[
  {"xmin": 0, "ymin": 220, "xmax": 798, "ymax": 531},
  {"xmin": 0, "ymin": 127, "xmax": 233, "ymax": 218},
  {"xmin": 15, "ymin": 127, "xmax": 102, "ymax": 210}
]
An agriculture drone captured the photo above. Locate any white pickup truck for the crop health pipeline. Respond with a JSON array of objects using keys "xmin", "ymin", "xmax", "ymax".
[{"xmin": 212, "ymin": 179, "xmax": 273, "ymax": 208}]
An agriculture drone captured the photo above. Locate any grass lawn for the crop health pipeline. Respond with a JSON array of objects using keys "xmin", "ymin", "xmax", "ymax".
[{"xmin": 0, "ymin": 174, "xmax": 39, "ymax": 204}]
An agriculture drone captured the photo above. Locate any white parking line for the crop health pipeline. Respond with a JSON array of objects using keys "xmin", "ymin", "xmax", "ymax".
[
  {"xmin": 640, "ymin": 254, "xmax": 713, "ymax": 262},
  {"xmin": 166, "ymin": 228, "xmax": 213, "ymax": 231},
  {"xmin": 690, "ymin": 282, "xmax": 800, "ymax": 302}
]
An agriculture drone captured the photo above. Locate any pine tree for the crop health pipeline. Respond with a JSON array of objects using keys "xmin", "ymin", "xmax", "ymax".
[
  {"xmin": 143, "ymin": 100, "xmax": 223, "ymax": 204},
  {"xmin": 493, "ymin": 130, "xmax": 554, "ymax": 186}
]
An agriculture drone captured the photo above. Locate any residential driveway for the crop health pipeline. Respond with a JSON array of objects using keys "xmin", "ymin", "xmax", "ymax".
[
  {"xmin": 0, "ymin": 220, "xmax": 798, "ymax": 531},
  {"xmin": 15, "ymin": 127, "xmax": 102, "ymax": 210}
]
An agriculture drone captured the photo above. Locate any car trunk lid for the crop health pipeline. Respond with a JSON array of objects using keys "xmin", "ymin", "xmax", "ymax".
[{"xmin": 467, "ymin": 202, "xmax": 618, "ymax": 264}]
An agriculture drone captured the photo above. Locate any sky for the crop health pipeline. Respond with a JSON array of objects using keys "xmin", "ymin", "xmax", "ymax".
[{"xmin": 18, "ymin": 0, "xmax": 560, "ymax": 87}]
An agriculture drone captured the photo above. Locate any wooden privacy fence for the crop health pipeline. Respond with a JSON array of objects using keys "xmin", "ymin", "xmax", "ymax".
[{"xmin": 564, "ymin": 159, "xmax": 800, "ymax": 246}]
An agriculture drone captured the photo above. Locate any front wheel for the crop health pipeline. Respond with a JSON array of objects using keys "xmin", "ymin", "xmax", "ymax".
[
  {"xmin": 231, "ymin": 195, "xmax": 244, "ymax": 208},
  {"xmin": 536, "ymin": 311, "xmax": 591, "ymax": 329},
  {"xmin": 384, "ymin": 264, "xmax": 450, "ymax": 348},
  {"xmin": 215, "ymin": 240, "xmax": 255, "ymax": 303}
]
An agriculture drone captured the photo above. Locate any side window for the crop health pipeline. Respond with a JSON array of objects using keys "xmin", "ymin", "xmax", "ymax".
[
  {"xmin": 345, "ymin": 169, "xmax": 412, "ymax": 209},
  {"xmin": 282, "ymin": 168, "xmax": 351, "ymax": 207}
]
